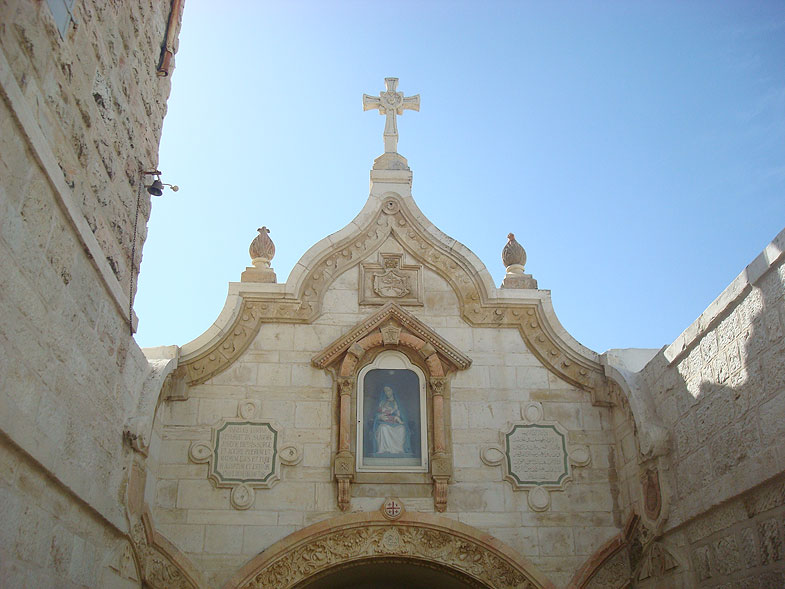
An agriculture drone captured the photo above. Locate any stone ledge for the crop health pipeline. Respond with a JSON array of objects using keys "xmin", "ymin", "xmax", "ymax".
[{"xmin": 664, "ymin": 226, "xmax": 785, "ymax": 365}]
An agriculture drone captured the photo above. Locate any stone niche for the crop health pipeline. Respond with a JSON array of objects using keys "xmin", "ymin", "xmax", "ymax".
[{"xmin": 311, "ymin": 302, "xmax": 471, "ymax": 512}]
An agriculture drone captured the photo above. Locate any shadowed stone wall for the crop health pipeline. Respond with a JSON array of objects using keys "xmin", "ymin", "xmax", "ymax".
[
  {"xmin": 0, "ymin": 1, "xmax": 180, "ymax": 586},
  {"xmin": 637, "ymin": 229, "xmax": 785, "ymax": 587}
]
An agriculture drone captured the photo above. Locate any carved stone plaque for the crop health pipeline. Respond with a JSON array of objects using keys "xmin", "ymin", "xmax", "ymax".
[
  {"xmin": 504, "ymin": 423, "xmax": 569, "ymax": 487},
  {"xmin": 190, "ymin": 410, "xmax": 299, "ymax": 510},
  {"xmin": 360, "ymin": 252, "xmax": 423, "ymax": 306},
  {"xmin": 480, "ymin": 403, "xmax": 588, "ymax": 511},
  {"xmin": 213, "ymin": 421, "xmax": 278, "ymax": 484}
]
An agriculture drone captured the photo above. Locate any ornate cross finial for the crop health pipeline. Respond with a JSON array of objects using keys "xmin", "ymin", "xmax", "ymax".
[{"xmin": 363, "ymin": 77, "xmax": 420, "ymax": 154}]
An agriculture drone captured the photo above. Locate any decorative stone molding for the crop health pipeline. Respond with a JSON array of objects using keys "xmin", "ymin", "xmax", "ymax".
[
  {"xmin": 124, "ymin": 462, "xmax": 204, "ymax": 589},
  {"xmin": 568, "ymin": 512, "xmax": 681, "ymax": 589},
  {"xmin": 125, "ymin": 356, "xmax": 180, "ymax": 455},
  {"xmin": 188, "ymin": 404, "xmax": 300, "ymax": 510},
  {"xmin": 312, "ymin": 301, "xmax": 471, "ymax": 372},
  {"xmin": 222, "ymin": 511, "xmax": 555, "ymax": 589},
  {"xmin": 636, "ymin": 541, "xmax": 678, "ymax": 582},
  {"xmin": 601, "ymin": 351, "xmax": 669, "ymax": 462},
  {"xmin": 102, "ymin": 539, "xmax": 141, "ymax": 586},
  {"xmin": 481, "ymin": 404, "xmax": 590, "ymax": 511},
  {"xmin": 177, "ymin": 193, "xmax": 607, "ymax": 404},
  {"xmin": 129, "ymin": 512, "xmax": 201, "ymax": 589},
  {"xmin": 641, "ymin": 467, "xmax": 662, "ymax": 521}
]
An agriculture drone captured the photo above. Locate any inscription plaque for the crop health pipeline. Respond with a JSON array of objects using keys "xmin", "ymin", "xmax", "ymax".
[
  {"xmin": 190, "ymin": 413, "xmax": 298, "ymax": 510},
  {"xmin": 504, "ymin": 423, "xmax": 569, "ymax": 488},
  {"xmin": 214, "ymin": 421, "xmax": 277, "ymax": 483}
]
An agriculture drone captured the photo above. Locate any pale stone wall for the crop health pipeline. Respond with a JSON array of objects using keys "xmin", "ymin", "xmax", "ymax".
[
  {"xmin": 0, "ymin": 439, "xmax": 141, "ymax": 588},
  {"xmin": 0, "ymin": 1, "xmax": 178, "ymax": 586},
  {"xmin": 153, "ymin": 258, "xmax": 621, "ymax": 587},
  {"xmin": 636, "ymin": 228, "xmax": 785, "ymax": 586}
]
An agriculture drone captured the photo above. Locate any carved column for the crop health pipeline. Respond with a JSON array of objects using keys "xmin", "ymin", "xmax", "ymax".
[
  {"xmin": 338, "ymin": 378, "xmax": 353, "ymax": 453},
  {"xmin": 334, "ymin": 377, "xmax": 355, "ymax": 511},
  {"xmin": 430, "ymin": 377, "xmax": 447, "ymax": 453},
  {"xmin": 430, "ymin": 376, "xmax": 451, "ymax": 512}
]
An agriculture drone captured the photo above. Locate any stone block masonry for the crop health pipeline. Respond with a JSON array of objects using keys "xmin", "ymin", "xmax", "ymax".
[{"xmin": 0, "ymin": 0, "xmax": 181, "ymax": 586}]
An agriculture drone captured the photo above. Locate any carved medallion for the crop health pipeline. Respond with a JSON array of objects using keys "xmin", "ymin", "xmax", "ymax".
[{"xmin": 381, "ymin": 497, "xmax": 404, "ymax": 520}]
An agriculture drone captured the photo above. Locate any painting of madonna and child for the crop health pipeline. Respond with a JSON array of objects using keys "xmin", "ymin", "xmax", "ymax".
[{"xmin": 359, "ymin": 367, "xmax": 427, "ymax": 471}]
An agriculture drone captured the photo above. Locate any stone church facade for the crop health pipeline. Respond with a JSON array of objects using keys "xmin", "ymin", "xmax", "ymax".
[{"xmin": 1, "ymin": 2, "xmax": 784, "ymax": 588}]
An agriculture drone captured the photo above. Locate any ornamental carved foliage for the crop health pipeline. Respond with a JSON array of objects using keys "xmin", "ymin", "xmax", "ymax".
[
  {"xmin": 238, "ymin": 524, "xmax": 540, "ymax": 589},
  {"xmin": 575, "ymin": 514, "xmax": 681, "ymax": 589},
  {"xmin": 177, "ymin": 193, "xmax": 606, "ymax": 401},
  {"xmin": 129, "ymin": 521, "xmax": 197, "ymax": 589},
  {"xmin": 584, "ymin": 548, "xmax": 630, "ymax": 589}
]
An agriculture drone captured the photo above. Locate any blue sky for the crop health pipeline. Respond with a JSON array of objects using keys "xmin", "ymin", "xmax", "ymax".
[{"xmin": 134, "ymin": 1, "xmax": 785, "ymax": 354}]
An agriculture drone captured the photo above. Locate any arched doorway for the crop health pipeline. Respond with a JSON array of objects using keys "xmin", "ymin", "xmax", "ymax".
[
  {"xmin": 296, "ymin": 557, "xmax": 483, "ymax": 588},
  {"xmin": 223, "ymin": 511, "xmax": 555, "ymax": 589}
]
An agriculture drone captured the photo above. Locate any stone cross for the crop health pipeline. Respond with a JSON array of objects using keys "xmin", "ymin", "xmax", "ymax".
[{"xmin": 363, "ymin": 77, "xmax": 420, "ymax": 153}]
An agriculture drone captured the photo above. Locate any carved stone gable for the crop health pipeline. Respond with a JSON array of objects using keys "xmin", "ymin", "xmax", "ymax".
[{"xmin": 311, "ymin": 302, "xmax": 471, "ymax": 372}]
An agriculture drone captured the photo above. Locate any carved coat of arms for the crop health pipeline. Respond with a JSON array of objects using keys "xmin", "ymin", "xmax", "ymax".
[{"xmin": 373, "ymin": 269, "xmax": 411, "ymax": 298}]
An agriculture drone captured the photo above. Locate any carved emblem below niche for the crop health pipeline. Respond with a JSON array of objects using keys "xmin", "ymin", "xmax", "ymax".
[{"xmin": 360, "ymin": 252, "xmax": 423, "ymax": 306}]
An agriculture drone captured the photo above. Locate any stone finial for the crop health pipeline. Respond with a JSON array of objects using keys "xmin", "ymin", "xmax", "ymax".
[
  {"xmin": 241, "ymin": 226, "xmax": 277, "ymax": 283},
  {"xmin": 501, "ymin": 232, "xmax": 538, "ymax": 289},
  {"xmin": 250, "ymin": 226, "xmax": 275, "ymax": 267},
  {"xmin": 502, "ymin": 233, "xmax": 526, "ymax": 269}
]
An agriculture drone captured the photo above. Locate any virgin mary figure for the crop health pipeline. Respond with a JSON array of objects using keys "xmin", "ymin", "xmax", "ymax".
[{"xmin": 372, "ymin": 385, "xmax": 411, "ymax": 456}]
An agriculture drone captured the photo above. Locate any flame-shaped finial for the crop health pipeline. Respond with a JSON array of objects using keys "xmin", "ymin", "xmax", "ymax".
[
  {"xmin": 502, "ymin": 233, "xmax": 526, "ymax": 269},
  {"xmin": 249, "ymin": 226, "xmax": 275, "ymax": 266}
]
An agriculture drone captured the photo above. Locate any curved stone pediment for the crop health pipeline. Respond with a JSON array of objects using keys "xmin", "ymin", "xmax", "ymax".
[
  {"xmin": 172, "ymin": 172, "xmax": 608, "ymax": 404},
  {"xmin": 311, "ymin": 301, "xmax": 472, "ymax": 373}
]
